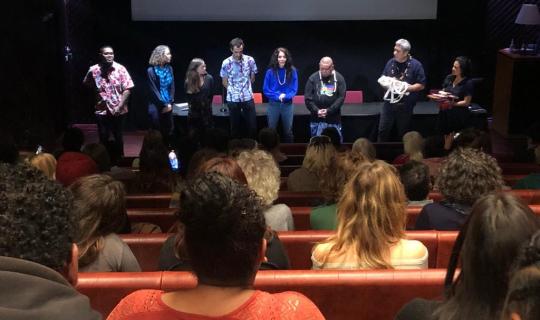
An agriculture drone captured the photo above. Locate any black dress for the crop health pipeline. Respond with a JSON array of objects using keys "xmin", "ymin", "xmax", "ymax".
[
  {"xmin": 438, "ymin": 75, "xmax": 474, "ymax": 134},
  {"xmin": 185, "ymin": 74, "xmax": 214, "ymax": 144}
]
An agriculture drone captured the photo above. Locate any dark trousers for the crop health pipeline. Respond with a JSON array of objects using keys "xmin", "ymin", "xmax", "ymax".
[
  {"xmin": 148, "ymin": 103, "xmax": 173, "ymax": 147},
  {"xmin": 228, "ymin": 99, "xmax": 256, "ymax": 139},
  {"xmin": 439, "ymin": 107, "xmax": 470, "ymax": 135},
  {"xmin": 378, "ymin": 101, "xmax": 415, "ymax": 142},
  {"xmin": 96, "ymin": 113, "xmax": 125, "ymax": 155}
]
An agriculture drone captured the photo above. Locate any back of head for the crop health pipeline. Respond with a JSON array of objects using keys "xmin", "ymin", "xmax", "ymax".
[
  {"xmin": 330, "ymin": 160, "xmax": 406, "ymax": 268},
  {"xmin": 399, "ymin": 160, "xmax": 430, "ymax": 201},
  {"xmin": 437, "ymin": 193, "xmax": 540, "ymax": 319},
  {"xmin": 62, "ymin": 127, "xmax": 85, "ymax": 152},
  {"xmin": 321, "ymin": 127, "xmax": 341, "ymax": 148},
  {"xmin": 303, "ymin": 135, "xmax": 337, "ymax": 173},
  {"xmin": 139, "ymin": 130, "xmax": 169, "ymax": 173},
  {"xmin": 82, "ymin": 143, "xmax": 111, "ymax": 172},
  {"xmin": 179, "ymin": 172, "xmax": 266, "ymax": 286},
  {"xmin": 236, "ymin": 149, "xmax": 280, "ymax": 206},
  {"xmin": 352, "ymin": 138, "xmax": 376, "ymax": 161},
  {"xmin": 186, "ymin": 148, "xmax": 222, "ymax": 180},
  {"xmin": 403, "ymin": 131, "xmax": 424, "ymax": 161},
  {"xmin": 196, "ymin": 156, "xmax": 248, "ymax": 185},
  {"xmin": 503, "ymin": 230, "xmax": 540, "ymax": 320},
  {"xmin": 0, "ymin": 163, "xmax": 75, "ymax": 271},
  {"xmin": 436, "ymin": 148, "xmax": 503, "ymax": 205},
  {"xmin": 56, "ymin": 152, "xmax": 99, "ymax": 187},
  {"xmin": 453, "ymin": 128, "xmax": 491, "ymax": 153},
  {"xmin": 69, "ymin": 174, "xmax": 127, "ymax": 267},
  {"xmin": 258, "ymin": 127, "xmax": 280, "ymax": 151},
  {"xmin": 319, "ymin": 151, "xmax": 366, "ymax": 203},
  {"xmin": 28, "ymin": 152, "xmax": 57, "ymax": 180}
]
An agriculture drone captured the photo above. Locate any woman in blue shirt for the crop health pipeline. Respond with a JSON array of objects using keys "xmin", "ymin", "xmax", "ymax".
[
  {"xmin": 147, "ymin": 45, "xmax": 175, "ymax": 147},
  {"xmin": 263, "ymin": 47, "xmax": 298, "ymax": 143}
]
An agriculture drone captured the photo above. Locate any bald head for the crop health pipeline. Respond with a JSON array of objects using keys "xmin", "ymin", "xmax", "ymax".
[{"xmin": 319, "ymin": 56, "xmax": 334, "ymax": 77}]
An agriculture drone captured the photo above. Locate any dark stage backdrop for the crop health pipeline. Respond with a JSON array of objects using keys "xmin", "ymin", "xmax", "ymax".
[{"xmin": 7, "ymin": 0, "xmax": 536, "ymax": 146}]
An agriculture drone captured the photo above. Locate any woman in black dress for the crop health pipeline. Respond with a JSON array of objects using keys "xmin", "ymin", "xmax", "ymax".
[{"xmin": 184, "ymin": 58, "xmax": 214, "ymax": 146}]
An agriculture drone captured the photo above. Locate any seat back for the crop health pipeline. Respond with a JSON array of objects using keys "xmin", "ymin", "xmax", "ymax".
[
  {"xmin": 253, "ymin": 92, "xmax": 263, "ymax": 104},
  {"xmin": 78, "ymin": 269, "xmax": 447, "ymax": 319},
  {"xmin": 212, "ymin": 95, "xmax": 223, "ymax": 105},
  {"xmin": 292, "ymin": 95, "xmax": 304, "ymax": 104},
  {"xmin": 344, "ymin": 90, "xmax": 364, "ymax": 104}
]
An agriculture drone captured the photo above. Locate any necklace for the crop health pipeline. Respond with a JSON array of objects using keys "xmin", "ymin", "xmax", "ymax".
[
  {"xmin": 277, "ymin": 69, "xmax": 286, "ymax": 85},
  {"xmin": 319, "ymin": 71, "xmax": 337, "ymax": 94},
  {"xmin": 392, "ymin": 56, "xmax": 411, "ymax": 81}
]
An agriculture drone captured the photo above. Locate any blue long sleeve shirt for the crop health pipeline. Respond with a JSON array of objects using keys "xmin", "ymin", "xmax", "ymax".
[{"xmin": 263, "ymin": 68, "xmax": 298, "ymax": 103}]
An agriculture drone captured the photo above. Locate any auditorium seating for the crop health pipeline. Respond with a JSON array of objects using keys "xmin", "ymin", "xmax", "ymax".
[
  {"xmin": 120, "ymin": 230, "xmax": 459, "ymax": 272},
  {"xmin": 77, "ymin": 269, "xmax": 447, "ymax": 319}
]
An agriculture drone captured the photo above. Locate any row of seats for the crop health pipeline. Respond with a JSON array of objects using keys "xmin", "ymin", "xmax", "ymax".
[
  {"xmin": 126, "ymin": 190, "xmax": 540, "ymax": 208},
  {"xmin": 120, "ymin": 230, "xmax": 458, "ymax": 272},
  {"xmin": 77, "ymin": 268, "xmax": 447, "ymax": 319}
]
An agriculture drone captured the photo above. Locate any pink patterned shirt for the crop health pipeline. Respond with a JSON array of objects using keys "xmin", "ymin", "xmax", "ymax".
[{"xmin": 84, "ymin": 61, "xmax": 134, "ymax": 115}]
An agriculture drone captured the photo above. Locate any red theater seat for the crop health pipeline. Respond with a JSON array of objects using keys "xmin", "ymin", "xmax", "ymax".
[{"xmin": 344, "ymin": 90, "xmax": 364, "ymax": 104}]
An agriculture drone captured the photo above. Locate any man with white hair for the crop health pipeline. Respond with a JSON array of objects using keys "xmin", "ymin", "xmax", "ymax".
[
  {"xmin": 378, "ymin": 39, "xmax": 426, "ymax": 142},
  {"xmin": 304, "ymin": 57, "xmax": 347, "ymax": 140}
]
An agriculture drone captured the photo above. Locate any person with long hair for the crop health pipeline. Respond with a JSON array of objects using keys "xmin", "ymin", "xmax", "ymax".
[
  {"xmin": 397, "ymin": 193, "xmax": 540, "ymax": 320},
  {"xmin": 393, "ymin": 131, "xmax": 425, "ymax": 164},
  {"xmin": 70, "ymin": 174, "xmax": 140, "ymax": 272},
  {"xmin": 312, "ymin": 160, "xmax": 428, "ymax": 269},
  {"xmin": 428, "ymin": 56, "xmax": 474, "ymax": 135},
  {"xmin": 263, "ymin": 47, "xmax": 298, "ymax": 143},
  {"xmin": 352, "ymin": 137, "xmax": 376, "ymax": 161},
  {"xmin": 287, "ymin": 135, "xmax": 337, "ymax": 192},
  {"xmin": 415, "ymin": 147, "xmax": 504, "ymax": 230},
  {"xmin": 109, "ymin": 173, "xmax": 324, "ymax": 319},
  {"xmin": 185, "ymin": 58, "xmax": 215, "ymax": 146},
  {"xmin": 147, "ymin": 45, "xmax": 175, "ymax": 147},
  {"xmin": 27, "ymin": 152, "xmax": 56, "ymax": 180}
]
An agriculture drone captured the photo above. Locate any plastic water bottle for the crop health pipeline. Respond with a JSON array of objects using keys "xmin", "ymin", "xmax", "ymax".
[{"xmin": 168, "ymin": 150, "xmax": 179, "ymax": 171}]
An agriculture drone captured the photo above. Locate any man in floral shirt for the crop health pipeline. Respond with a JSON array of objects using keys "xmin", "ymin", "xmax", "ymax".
[
  {"xmin": 83, "ymin": 46, "xmax": 134, "ymax": 155},
  {"xmin": 220, "ymin": 38, "xmax": 258, "ymax": 139}
]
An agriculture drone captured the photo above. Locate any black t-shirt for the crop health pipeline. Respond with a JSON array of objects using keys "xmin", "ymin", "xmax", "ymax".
[
  {"xmin": 415, "ymin": 201, "xmax": 471, "ymax": 231},
  {"xmin": 185, "ymin": 74, "xmax": 214, "ymax": 118},
  {"xmin": 442, "ymin": 75, "xmax": 473, "ymax": 101}
]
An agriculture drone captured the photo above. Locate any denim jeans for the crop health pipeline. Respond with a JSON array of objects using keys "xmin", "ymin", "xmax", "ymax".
[
  {"xmin": 267, "ymin": 101, "xmax": 294, "ymax": 143},
  {"xmin": 148, "ymin": 103, "xmax": 173, "ymax": 147},
  {"xmin": 228, "ymin": 99, "xmax": 257, "ymax": 139},
  {"xmin": 377, "ymin": 101, "xmax": 415, "ymax": 142},
  {"xmin": 310, "ymin": 122, "xmax": 343, "ymax": 143},
  {"xmin": 96, "ymin": 113, "xmax": 125, "ymax": 155}
]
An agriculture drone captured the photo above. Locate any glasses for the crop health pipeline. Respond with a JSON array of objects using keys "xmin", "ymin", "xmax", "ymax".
[{"xmin": 309, "ymin": 135, "xmax": 332, "ymax": 146}]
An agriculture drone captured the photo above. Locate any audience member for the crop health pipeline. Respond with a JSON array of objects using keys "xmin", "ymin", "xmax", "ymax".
[
  {"xmin": 56, "ymin": 127, "xmax": 98, "ymax": 186},
  {"xmin": 311, "ymin": 151, "xmax": 366, "ymax": 230},
  {"xmin": 237, "ymin": 149, "xmax": 294, "ymax": 231},
  {"xmin": 27, "ymin": 152, "xmax": 57, "ymax": 180},
  {"xmin": 352, "ymin": 137, "xmax": 376, "ymax": 161},
  {"xmin": 70, "ymin": 174, "xmax": 140, "ymax": 272},
  {"xmin": 108, "ymin": 173, "xmax": 324, "ymax": 319},
  {"xmin": 393, "ymin": 131, "xmax": 424, "ymax": 165},
  {"xmin": 415, "ymin": 148, "xmax": 503, "ymax": 230},
  {"xmin": 399, "ymin": 160, "xmax": 433, "ymax": 207},
  {"xmin": 258, "ymin": 127, "xmax": 287, "ymax": 163},
  {"xmin": 0, "ymin": 163, "xmax": 100, "ymax": 319},
  {"xmin": 397, "ymin": 193, "xmax": 540, "ymax": 320},
  {"xmin": 312, "ymin": 160, "xmax": 428, "ymax": 269},
  {"xmin": 287, "ymin": 135, "xmax": 336, "ymax": 192}
]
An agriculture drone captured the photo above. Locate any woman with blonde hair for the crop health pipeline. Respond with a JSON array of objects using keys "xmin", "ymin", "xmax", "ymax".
[
  {"xmin": 147, "ymin": 45, "xmax": 174, "ymax": 147},
  {"xmin": 312, "ymin": 160, "xmax": 428, "ymax": 269},
  {"xmin": 27, "ymin": 152, "xmax": 56, "ymax": 179},
  {"xmin": 393, "ymin": 131, "xmax": 424, "ymax": 164},
  {"xmin": 352, "ymin": 137, "xmax": 376, "ymax": 161},
  {"xmin": 237, "ymin": 149, "xmax": 294, "ymax": 231},
  {"xmin": 286, "ymin": 135, "xmax": 336, "ymax": 192}
]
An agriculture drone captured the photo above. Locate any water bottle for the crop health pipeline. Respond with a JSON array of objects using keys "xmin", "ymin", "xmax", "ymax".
[{"xmin": 168, "ymin": 150, "xmax": 179, "ymax": 171}]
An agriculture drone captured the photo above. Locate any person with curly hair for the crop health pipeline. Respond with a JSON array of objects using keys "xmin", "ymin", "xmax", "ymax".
[
  {"xmin": 415, "ymin": 147, "xmax": 504, "ymax": 230},
  {"xmin": 147, "ymin": 45, "xmax": 175, "ymax": 147},
  {"xmin": 397, "ymin": 193, "xmax": 540, "ymax": 320},
  {"xmin": 286, "ymin": 135, "xmax": 337, "ymax": 192},
  {"xmin": 108, "ymin": 173, "xmax": 324, "ymax": 320},
  {"xmin": 312, "ymin": 160, "xmax": 428, "ymax": 269},
  {"xmin": 70, "ymin": 174, "xmax": 140, "ymax": 272},
  {"xmin": 237, "ymin": 149, "xmax": 294, "ymax": 231},
  {"xmin": 160, "ymin": 156, "xmax": 291, "ymax": 271},
  {"xmin": 0, "ymin": 163, "xmax": 100, "ymax": 319},
  {"xmin": 311, "ymin": 150, "xmax": 366, "ymax": 230}
]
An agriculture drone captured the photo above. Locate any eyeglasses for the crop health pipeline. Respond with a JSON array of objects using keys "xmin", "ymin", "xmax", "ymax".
[{"xmin": 309, "ymin": 135, "xmax": 332, "ymax": 146}]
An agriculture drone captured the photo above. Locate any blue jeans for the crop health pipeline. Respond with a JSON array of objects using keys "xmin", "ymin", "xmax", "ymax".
[
  {"xmin": 310, "ymin": 122, "xmax": 343, "ymax": 143},
  {"xmin": 377, "ymin": 101, "xmax": 415, "ymax": 142},
  {"xmin": 228, "ymin": 99, "xmax": 257, "ymax": 139},
  {"xmin": 148, "ymin": 103, "xmax": 173, "ymax": 146},
  {"xmin": 267, "ymin": 101, "xmax": 294, "ymax": 143},
  {"xmin": 96, "ymin": 113, "xmax": 125, "ymax": 155}
]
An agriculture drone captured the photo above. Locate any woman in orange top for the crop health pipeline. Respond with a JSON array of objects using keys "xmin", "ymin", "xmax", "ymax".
[{"xmin": 107, "ymin": 172, "xmax": 324, "ymax": 320}]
